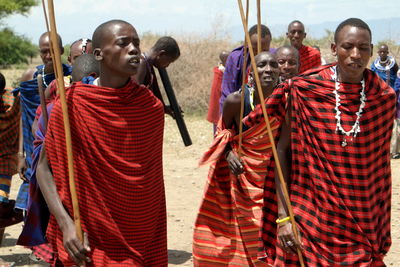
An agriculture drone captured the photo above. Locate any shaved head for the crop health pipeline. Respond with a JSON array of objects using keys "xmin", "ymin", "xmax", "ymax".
[
  {"xmin": 92, "ymin": 19, "xmax": 132, "ymax": 49},
  {"xmin": 39, "ymin": 32, "xmax": 63, "ymax": 49}
]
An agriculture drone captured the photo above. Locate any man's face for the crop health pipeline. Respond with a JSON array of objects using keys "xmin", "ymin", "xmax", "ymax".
[
  {"xmin": 154, "ymin": 53, "xmax": 177, "ymax": 69},
  {"xmin": 331, "ymin": 25, "xmax": 372, "ymax": 83},
  {"xmin": 39, "ymin": 35, "xmax": 54, "ymax": 72},
  {"xmin": 69, "ymin": 41, "xmax": 93, "ymax": 65},
  {"xmin": 287, "ymin": 22, "xmax": 306, "ymax": 49},
  {"xmin": 277, "ymin": 48, "xmax": 299, "ymax": 80},
  {"xmin": 98, "ymin": 23, "xmax": 141, "ymax": 77},
  {"xmin": 250, "ymin": 34, "xmax": 271, "ymax": 56},
  {"xmin": 378, "ymin": 45, "xmax": 389, "ymax": 61},
  {"xmin": 253, "ymin": 52, "xmax": 279, "ymax": 89}
]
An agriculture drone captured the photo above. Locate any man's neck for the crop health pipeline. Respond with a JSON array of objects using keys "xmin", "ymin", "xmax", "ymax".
[
  {"xmin": 337, "ymin": 66, "xmax": 364, "ymax": 84},
  {"xmin": 253, "ymin": 86, "xmax": 274, "ymax": 105},
  {"xmin": 98, "ymin": 72, "xmax": 131, "ymax": 89}
]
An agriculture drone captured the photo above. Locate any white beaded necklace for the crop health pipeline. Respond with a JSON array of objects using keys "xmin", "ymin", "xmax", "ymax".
[
  {"xmin": 331, "ymin": 66, "xmax": 366, "ymax": 147},
  {"xmin": 41, "ymin": 67, "xmax": 49, "ymax": 87}
]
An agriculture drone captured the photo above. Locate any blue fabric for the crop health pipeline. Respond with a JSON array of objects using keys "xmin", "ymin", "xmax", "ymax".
[
  {"xmin": 18, "ymin": 104, "xmax": 54, "ymax": 246},
  {"xmin": 12, "ymin": 64, "xmax": 71, "ymax": 210},
  {"xmin": 81, "ymin": 75, "xmax": 96, "ymax": 85}
]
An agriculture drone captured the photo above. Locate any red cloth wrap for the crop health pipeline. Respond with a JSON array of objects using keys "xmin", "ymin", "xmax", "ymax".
[{"xmin": 45, "ymin": 79, "xmax": 167, "ymax": 266}]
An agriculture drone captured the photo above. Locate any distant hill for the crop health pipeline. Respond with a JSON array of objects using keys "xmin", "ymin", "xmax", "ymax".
[{"xmin": 230, "ymin": 17, "xmax": 400, "ymax": 44}]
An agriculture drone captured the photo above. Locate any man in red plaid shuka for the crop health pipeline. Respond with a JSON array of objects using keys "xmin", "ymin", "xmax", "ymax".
[
  {"xmin": 287, "ymin": 20, "xmax": 321, "ymax": 74},
  {"xmin": 40, "ymin": 20, "xmax": 166, "ymax": 266},
  {"xmin": 246, "ymin": 18, "xmax": 395, "ymax": 266}
]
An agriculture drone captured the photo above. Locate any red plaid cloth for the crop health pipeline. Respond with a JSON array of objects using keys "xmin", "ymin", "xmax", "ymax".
[
  {"xmin": 206, "ymin": 66, "xmax": 223, "ymax": 124},
  {"xmin": 194, "ymin": 93, "xmax": 286, "ymax": 266},
  {"xmin": 45, "ymin": 79, "xmax": 166, "ymax": 266},
  {"xmin": 298, "ymin": 45, "xmax": 321, "ymax": 73},
  {"xmin": 246, "ymin": 63, "xmax": 395, "ymax": 266},
  {"xmin": 0, "ymin": 88, "xmax": 20, "ymax": 176}
]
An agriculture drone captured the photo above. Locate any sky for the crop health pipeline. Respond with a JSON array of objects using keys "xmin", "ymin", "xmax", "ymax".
[{"xmin": 4, "ymin": 0, "xmax": 400, "ymax": 44}]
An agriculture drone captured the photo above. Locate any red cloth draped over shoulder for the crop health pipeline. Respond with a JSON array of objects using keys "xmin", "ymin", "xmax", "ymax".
[
  {"xmin": 45, "ymin": 79, "xmax": 167, "ymax": 266},
  {"xmin": 0, "ymin": 88, "xmax": 20, "ymax": 175},
  {"xmin": 247, "ymin": 64, "xmax": 394, "ymax": 266},
  {"xmin": 207, "ymin": 67, "xmax": 224, "ymax": 124},
  {"xmin": 193, "ymin": 92, "xmax": 285, "ymax": 266},
  {"xmin": 298, "ymin": 45, "xmax": 321, "ymax": 73}
]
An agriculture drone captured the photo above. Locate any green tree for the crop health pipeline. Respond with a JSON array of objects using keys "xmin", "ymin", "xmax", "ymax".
[
  {"xmin": 0, "ymin": 0, "xmax": 39, "ymax": 66},
  {"xmin": 0, "ymin": 28, "xmax": 38, "ymax": 67},
  {"xmin": 0, "ymin": 0, "xmax": 38, "ymax": 19}
]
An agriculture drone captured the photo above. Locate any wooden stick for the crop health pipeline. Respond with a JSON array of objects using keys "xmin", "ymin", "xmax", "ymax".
[
  {"xmin": 237, "ymin": 1, "xmax": 305, "ymax": 266},
  {"xmin": 46, "ymin": 0, "xmax": 84, "ymax": 244},
  {"xmin": 238, "ymin": 0, "xmax": 249, "ymax": 158},
  {"xmin": 257, "ymin": 0, "xmax": 262, "ymax": 54},
  {"xmin": 37, "ymin": 75, "xmax": 48, "ymax": 129}
]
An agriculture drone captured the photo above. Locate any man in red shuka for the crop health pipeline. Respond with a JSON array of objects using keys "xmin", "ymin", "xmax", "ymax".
[{"xmin": 38, "ymin": 20, "xmax": 167, "ymax": 266}]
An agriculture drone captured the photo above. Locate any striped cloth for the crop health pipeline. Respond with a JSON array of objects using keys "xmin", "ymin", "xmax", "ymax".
[
  {"xmin": 193, "ymin": 97, "xmax": 285, "ymax": 266},
  {"xmin": 0, "ymin": 88, "xmax": 20, "ymax": 177},
  {"xmin": 45, "ymin": 79, "xmax": 167, "ymax": 266},
  {"xmin": 298, "ymin": 45, "xmax": 321, "ymax": 74},
  {"xmin": 245, "ymin": 63, "xmax": 395, "ymax": 266}
]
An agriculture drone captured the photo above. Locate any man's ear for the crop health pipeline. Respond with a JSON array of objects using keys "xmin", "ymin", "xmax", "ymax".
[
  {"xmin": 67, "ymin": 55, "xmax": 72, "ymax": 65},
  {"xmin": 157, "ymin": 50, "xmax": 166, "ymax": 58},
  {"xmin": 304, "ymin": 32, "xmax": 307, "ymax": 38},
  {"xmin": 93, "ymin": 48, "xmax": 103, "ymax": 61},
  {"xmin": 331, "ymin": 43, "xmax": 337, "ymax": 57},
  {"xmin": 286, "ymin": 32, "xmax": 289, "ymax": 38},
  {"xmin": 370, "ymin": 44, "xmax": 374, "ymax": 57}
]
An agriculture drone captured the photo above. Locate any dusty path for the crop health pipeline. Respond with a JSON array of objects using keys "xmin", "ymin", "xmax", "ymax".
[{"xmin": 0, "ymin": 116, "xmax": 399, "ymax": 266}]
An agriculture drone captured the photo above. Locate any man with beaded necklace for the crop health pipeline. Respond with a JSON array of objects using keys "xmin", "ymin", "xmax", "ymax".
[
  {"xmin": 371, "ymin": 44, "xmax": 398, "ymax": 88},
  {"xmin": 243, "ymin": 18, "xmax": 395, "ymax": 265},
  {"xmin": 13, "ymin": 32, "xmax": 71, "ymax": 212}
]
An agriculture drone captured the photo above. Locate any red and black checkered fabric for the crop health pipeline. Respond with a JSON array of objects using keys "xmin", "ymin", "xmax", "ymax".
[
  {"xmin": 246, "ymin": 63, "xmax": 395, "ymax": 266},
  {"xmin": 0, "ymin": 88, "xmax": 20, "ymax": 175},
  {"xmin": 45, "ymin": 79, "xmax": 167, "ymax": 266},
  {"xmin": 298, "ymin": 45, "xmax": 322, "ymax": 74}
]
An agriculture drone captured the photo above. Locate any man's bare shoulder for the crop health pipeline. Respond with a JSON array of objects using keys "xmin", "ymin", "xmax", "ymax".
[{"xmin": 20, "ymin": 68, "xmax": 36, "ymax": 82}]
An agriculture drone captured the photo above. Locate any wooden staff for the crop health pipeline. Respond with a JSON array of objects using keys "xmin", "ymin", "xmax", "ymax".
[
  {"xmin": 238, "ymin": 0, "xmax": 249, "ymax": 157},
  {"xmin": 257, "ymin": 0, "xmax": 262, "ymax": 54},
  {"xmin": 37, "ymin": 74, "xmax": 48, "ymax": 128},
  {"xmin": 237, "ymin": 1, "xmax": 305, "ymax": 266},
  {"xmin": 45, "ymin": 0, "xmax": 84, "ymax": 244}
]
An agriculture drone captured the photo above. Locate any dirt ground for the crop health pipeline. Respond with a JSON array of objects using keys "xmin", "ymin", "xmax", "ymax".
[{"xmin": 0, "ymin": 116, "xmax": 399, "ymax": 266}]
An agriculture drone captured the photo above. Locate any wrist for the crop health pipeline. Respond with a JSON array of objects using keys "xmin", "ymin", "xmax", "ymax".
[
  {"xmin": 57, "ymin": 214, "xmax": 74, "ymax": 232},
  {"xmin": 224, "ymin": 149, "xmax": 232, "ymax": 159},
  {"xmin": 17, "ymin": 152, "xmax": 24, "ymax": 157}
]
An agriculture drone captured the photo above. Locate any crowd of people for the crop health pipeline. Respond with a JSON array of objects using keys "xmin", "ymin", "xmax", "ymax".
[{"xmin": 0, "ymin": 16, "xmax": 398, "ymax": 267}]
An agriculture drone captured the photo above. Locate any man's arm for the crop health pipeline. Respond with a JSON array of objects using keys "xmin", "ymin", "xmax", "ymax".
[
  {"xmin": 219, "ymin": 53, "xmax": 237, "ymax": 113},
  {"xmin": 17, "ymin": 111, "xmax": 27, "ymax": 181},
  {"xmin": 222, "ymin": 93, "xmax": 244, "ymax": 175},
  {"xmin": 134, "ymin": 58, "xmax": 147, "ymax": 85},
  {"xmin": 20, "ymin": 68, "xmax": 36, "ymax": 82},
  {"xmin": 36, "ymin": 146, "xmax": 90, "ymax": 264},
  {"xmin": 275, "ymin": 107, "xmax": 302, "ymax": 254}
]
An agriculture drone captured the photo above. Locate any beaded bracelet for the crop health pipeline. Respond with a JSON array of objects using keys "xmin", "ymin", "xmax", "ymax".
[{"xmin": 276, "ymin": 216, "xmax": 290, "ymax": 224}]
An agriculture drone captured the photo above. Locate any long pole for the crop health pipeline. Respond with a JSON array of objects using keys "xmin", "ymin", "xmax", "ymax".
[
  {"xmin": 45, "ymin": 0, "xmax": 84, "ymax": 244},
  {"xmin": 238, "ymin": 0, "xmax": 249, "ymax": 157},
  {"xmin": 37, "ymin": 75, "xmax": 48, "ymax": 129},
  {"xmin": 257, "ymin": 0, "xmax": 262, "ymax": 54},
  {"xmin": 237, "ymin": 1, "xmax": 305, "ymax": 265}
]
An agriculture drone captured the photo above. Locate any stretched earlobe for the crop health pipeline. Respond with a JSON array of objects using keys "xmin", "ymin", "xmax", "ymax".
[{"xmin": 93, "ymin": 48, "xmax": 103, "ymax": 61}]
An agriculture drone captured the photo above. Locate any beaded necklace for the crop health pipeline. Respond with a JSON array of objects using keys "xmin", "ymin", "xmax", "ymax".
[{"xmin": 331, "ymin": 66, "xmax": 366, "ymax": 147}]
